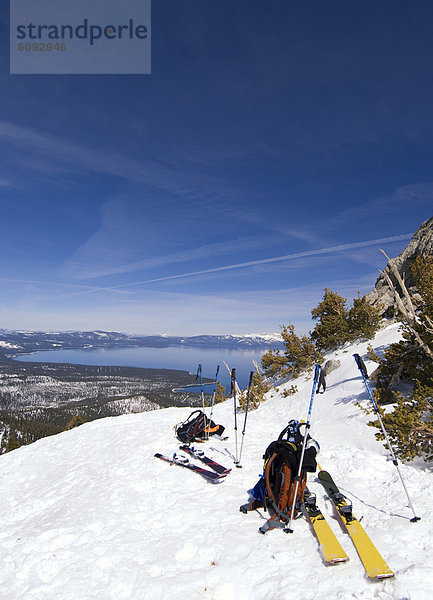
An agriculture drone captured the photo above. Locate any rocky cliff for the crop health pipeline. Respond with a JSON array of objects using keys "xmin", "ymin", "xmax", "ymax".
[{"xmin": 366, "ymin": 216, "xmax": 433, "ymax": 317}]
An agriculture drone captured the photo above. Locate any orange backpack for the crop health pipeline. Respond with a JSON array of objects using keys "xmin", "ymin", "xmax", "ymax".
[{"xmin": 240, "ymin": 420, "xmax": 318, "ymax": 533}]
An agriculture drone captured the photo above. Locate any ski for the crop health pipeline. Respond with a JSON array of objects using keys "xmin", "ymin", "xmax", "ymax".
[
  {"xmin": 154, "ymin": 453, "xmax": 227, "ymax": 483},
  {"xmin": 210, "ymin": 434, "xmax": 229, "ymax": 441},
  {"xmin": 318, "ymin": 470, "xmax": 394, "ymax": 579},
  {"xmin": 179, "ymin": 445, "xmax": 231, "ymax": 475},
  {"xmin": 303, "ymin": 487, "xmax": 349, "ymax": 565}
]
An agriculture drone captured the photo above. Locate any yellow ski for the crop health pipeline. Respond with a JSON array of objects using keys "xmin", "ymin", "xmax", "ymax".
[
  {"xmin": 318, "ymin": 470, "xmax": 394, "ymax": 579},
  {"xmin": 303, "ymin": 488, "xmax": 349, "ymax": 565}
]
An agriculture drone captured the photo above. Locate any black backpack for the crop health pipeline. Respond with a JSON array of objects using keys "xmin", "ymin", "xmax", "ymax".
[
  {"xmin": 175, "ymin": 410, "xmax": 225, "ymax": 443},
  {"xmin": 240, "ymin": 420, "xmax": 318, "ymax": 533}
]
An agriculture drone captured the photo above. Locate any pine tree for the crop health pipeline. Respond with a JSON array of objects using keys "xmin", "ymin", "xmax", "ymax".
[
  {"xmin": 261, "ymin": 347, "xmax": 291, "ymax": 379},
  {"xmin": 5, "ymin": 430, "xmax": 21, "ymax": 453},
  {"xmin": 237, "ymin": 388, "xmax": 247, "ymax": 411},
  {"xmin": 238, "ymin": 367, "xmax": 270, "ymax": 411},
  {"xmin": 261, "ymin": 324, "xmax": 320, "ymax": 380},
  {"xmin": 411, "ymin": 255, "xmax": 433, "ymax": 354},
  {"xmin": 249, "ymin": 368, "xmax": 270, "ymax": 410},
  {"xmin": 370, "ymin": 385, "xmax": 433, "ymax": 461},
  {"xmin": 348, "ymin": 293, "xmax": 382, "ymax": 340},
  {"xmin": 311, "ymin": 288, "xmax": 350, "ymax": 350},
  {"xmin": 213, "ymin": 381, "xmax": 226, "ymax": 404},
  {"xmin": 65, "ymin": 415, "xmax": 85, "ymax": 430}
]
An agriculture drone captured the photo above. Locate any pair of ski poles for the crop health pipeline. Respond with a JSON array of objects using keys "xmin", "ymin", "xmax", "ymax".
[
  {"xmin": 196, "ymin": 364, "xmax": 254, "ymax": 454},
  {"xmin": 230, "ymin": 368, "xmax": 255, "ymax": 468},
  {"xmin": 196, "ymin": 363, "xmax": 220, "ymax": 440},
  {"xmin": 286, "ymin": 356, "xmax": 419, "ymax": 534}
]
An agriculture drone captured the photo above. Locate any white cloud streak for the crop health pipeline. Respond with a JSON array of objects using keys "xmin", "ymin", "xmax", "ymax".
[
  {"xmin": 331, "ymin": 182, "xmax": 433, "ymax": 227},
  {"xmin": 55, "ymin": 232, "xmax": 412, "ymax": 297},
  {"xmin": 0, "ymin": 271, "xmax": 380, "ymax": 335}
]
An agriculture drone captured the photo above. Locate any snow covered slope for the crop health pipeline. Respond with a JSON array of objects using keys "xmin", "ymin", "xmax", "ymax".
[{"xmin": 0, "ymin": 323, "xmax": 432, "ymax": 600}]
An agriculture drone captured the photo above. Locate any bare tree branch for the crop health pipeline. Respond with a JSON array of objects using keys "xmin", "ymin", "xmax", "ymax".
[
  {"xmin": 380, "ymin": 249, "xmax": 417, "ymax": 319},
  {"xmin": 379, "ymin": 262, "xmax": 433, "ymax": 359},
  {"xmin": 425, "ymin": 314, "xmax": 433, "ymax": 335}
]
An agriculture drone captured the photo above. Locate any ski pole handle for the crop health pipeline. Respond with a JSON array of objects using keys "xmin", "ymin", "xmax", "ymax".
[
  {"xmin": 196, "ymin": 363, "xmax": 203, "ymax": 392},
  {"xmin": 214, "ymin": 365, "xmax": 220, "ymax": 391},
  {"xmin": 230, "ymin": 368, "xmax": 236, "ymax": 396}
]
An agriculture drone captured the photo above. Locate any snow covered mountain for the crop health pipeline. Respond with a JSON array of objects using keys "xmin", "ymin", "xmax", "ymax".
[
  {"xmin": 1, "ymin": 323, "xmax": 431, "ymax": 600},
  {"xmin": 0, "ymin": 329, "xmax": 283, "ymax": 358}
]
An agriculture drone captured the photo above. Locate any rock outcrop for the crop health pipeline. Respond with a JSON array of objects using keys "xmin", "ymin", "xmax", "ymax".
[
  {"xmin": 366, "ymin": 216, "xmax": 433, "ymax": 317},
  {"xmin": 323, "ymin": 359, "xmax": 341, "ymax": 376}
]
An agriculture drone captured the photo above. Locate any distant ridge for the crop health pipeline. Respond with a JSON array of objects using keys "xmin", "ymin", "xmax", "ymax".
[{"xmin": 0, "ymin": 329, "xmax": 284, "ymax": 358}]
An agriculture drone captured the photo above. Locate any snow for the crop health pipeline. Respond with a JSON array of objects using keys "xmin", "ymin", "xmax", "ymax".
[
  {"xmin": 0, "ymin": 340, "xmax": 21, "ymax": 348},
  {"xmin": 0, "ymin": 323, "xmax": 432, "ymax": 600},
  {"xmin": 229, "ymin": 332, "xmax": 282, "ymax": 341}
]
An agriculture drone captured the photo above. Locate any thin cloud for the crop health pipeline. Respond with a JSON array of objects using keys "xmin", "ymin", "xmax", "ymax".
[
  {"xmin": 0, "ymin": 277, "xmax": 131, "ymax": 293},
  {"xmin": 0, "ymin": 120, "xmax": 262, "ymax": 220},
  {"xmin": 0, "ymin": 278, "xmax": 132, "ymax": 315},
  {"xmin": 63, "ymin": 231, "xmax": 295, "ymax": 280},
  {"xmin": 55, "ymin": 233, "xmax": 412, "ymax": 298},
  {"xmin": 0, "ymin": 271, "xmax": 382, "ymax": 335},
  {"xmin": 0, "ymin": 119, "xmax": 320, "ymax": 243},
  {"xmin": 0, "ymin": 119, "xmax": 226, "ymax": 208},
  {"xmin": 332, "ymin": 181, "xmax": 433, "ymax": 227},
  {"xmin": 113, "ymin": 233, "xmax": 412, "ymax": 286}
]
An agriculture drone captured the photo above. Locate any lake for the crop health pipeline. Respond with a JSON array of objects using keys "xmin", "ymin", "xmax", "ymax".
[{"xmin": 16, "ymin": 345, "xmax": 268, "ymax": 391}]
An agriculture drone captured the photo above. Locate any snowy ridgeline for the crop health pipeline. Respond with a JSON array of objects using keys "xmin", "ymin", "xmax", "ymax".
[
  {"xmin": 0, "ymin": 323, "xmax": 432, "ymax": 600},
  {"xmin": 0, "ymin": 329, "xmax": 284, "ymax": 357}
]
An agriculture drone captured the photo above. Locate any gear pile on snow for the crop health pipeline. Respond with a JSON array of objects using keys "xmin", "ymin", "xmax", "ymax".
[
  {"xmin": 154, "ymin": 448, "xmax": 229, "ymax": 483},
  {"xmin": 157, "ymin": 354, "xmax": 417, "ymax": 579},
  {"xmin": 240, "ymin": 420, "xmax": 319, "ymax": 533},
  {"xmin": 174, "ymin": 409, "xmax": 225, "ymax": 443}
]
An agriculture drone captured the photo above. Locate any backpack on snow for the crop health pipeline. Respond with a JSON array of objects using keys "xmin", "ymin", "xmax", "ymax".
[
  {"xmin": 175, "ymin": 410, "xmax": 225, "ymax": 443},
  {"xmin": 240, "ymin": 420, "xmax": 319, "ymax": 533}
]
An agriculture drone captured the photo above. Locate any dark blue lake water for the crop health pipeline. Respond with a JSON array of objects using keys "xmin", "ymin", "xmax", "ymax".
[{"xmin": 17, "ymin": 345, "xmax": 267, "ymax": 390}]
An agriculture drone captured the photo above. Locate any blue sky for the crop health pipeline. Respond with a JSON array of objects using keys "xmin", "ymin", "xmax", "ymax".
[{"xmin": 0, "ymin": 1, "xmax": 432, "ymax": 335}]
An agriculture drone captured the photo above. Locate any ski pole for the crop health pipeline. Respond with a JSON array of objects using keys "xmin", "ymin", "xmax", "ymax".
[
  {"xmin": 231, "ymin": 368, "xmax": 239, "ymax": 464},
  {"xmin": 237, "ymin": 370, "xmax": 255, "ymax": 468},
  {"xmin": 285, "ymin": 363, "xmax": 321, "ymax": 533},
  {"xmin": 207, "ymin": 365, "xmax": 220, "ymax": 440},
  {"xmin": 196, "ymin": 362, "xmax": 206, "ymax": 417},
  {"xmin": 353, "ymin": 354, "xmax": 420, "ymax": 522}
]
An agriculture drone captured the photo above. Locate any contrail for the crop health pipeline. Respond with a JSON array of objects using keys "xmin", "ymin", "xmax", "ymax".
[{"xmin": 67, "ymin": 232, "xmax": 412, "ymax": 295}]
